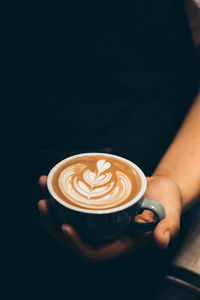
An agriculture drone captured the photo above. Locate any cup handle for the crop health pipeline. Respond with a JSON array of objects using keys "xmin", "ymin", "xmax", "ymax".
[{"xmin": 132, "ymin": 198, "xmax": 165, "ymax": 231}]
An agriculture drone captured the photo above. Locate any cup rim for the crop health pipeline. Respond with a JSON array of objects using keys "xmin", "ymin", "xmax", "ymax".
[{"xmin": 47, "ymin": 153, "xmax": 147, "ymax": 215}]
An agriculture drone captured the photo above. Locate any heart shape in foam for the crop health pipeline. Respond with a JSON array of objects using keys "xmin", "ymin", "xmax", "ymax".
[{"xmin": 97, "ymin": 160, "xmax": 111, "ymax": 174}]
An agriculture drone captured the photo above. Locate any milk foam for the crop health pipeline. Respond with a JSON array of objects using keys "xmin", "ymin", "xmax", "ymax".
[{"xmin": 58, "ymin": 159, "xmax": 133, "ymax": 209}]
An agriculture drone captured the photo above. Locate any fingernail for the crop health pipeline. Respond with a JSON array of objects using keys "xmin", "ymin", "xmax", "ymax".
[
  {"xmin": 163, "ymin": 230, "xmax": 170, "ymax": 248},
  {"xmin": 62, "ymin": 225, "xmax": 69, "ymax": 236},
  {"xmin": 38, "ymin": 205, "xmax": 44, "ymax": 217},
  {"xmin": 62, "ymin": 225, "xmax": 73, "ymax": 239}
]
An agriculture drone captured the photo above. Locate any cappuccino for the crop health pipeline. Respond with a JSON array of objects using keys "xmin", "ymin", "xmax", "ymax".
[{"xmin": 51, "ymin": 154, "xmax": 141, "ymax": 210}]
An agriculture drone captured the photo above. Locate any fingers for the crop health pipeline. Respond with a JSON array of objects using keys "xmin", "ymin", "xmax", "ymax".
[
  {"xmin": 153, "ymin": 205, "xmax": 181, "ymax": 249},
  {"xmin": 38, "ymin": 199, "xmax": 152, "ymax": 262},
  {"xmin": 95, "ymin": 233, "xmax": 152, "ymax": 261},
  {"xmin": 153, "ymin": 218, "xmax": 180, "ymax": 249},
  {"xmin": 62, "ymin": 224, "xmax": 152, "ymax": 263},
  {"xmin": 145, "ymin": 175, "xmax": 182, "ymax": 249},
  {"xmin": 38, "ymin": 200, "xmax": 77, "ymax": 250},
  {"xmin": 61, "ymin": 225, "xmax": 97, "ymax": 262},
  {"xmin": 38, "ymin": 199, "xmax": 62, "ymax": 240},
  {"xmin": 38, "ymin": 175, "xmax": 49, "ymax": 198},
  {"xmin": 135, "ymin": 209, "xmax": 155, "ymax": 223}
]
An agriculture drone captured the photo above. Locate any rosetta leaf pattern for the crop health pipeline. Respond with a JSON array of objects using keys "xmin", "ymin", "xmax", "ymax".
[{"xmin": 59, "ymin": 158, "xmax": 132, "ymax": 209}]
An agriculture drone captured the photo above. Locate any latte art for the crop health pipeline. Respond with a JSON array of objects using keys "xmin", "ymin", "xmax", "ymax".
[
  {"xmin": 58, "ymin": 159, "xmax": 133, "ymax": 209},
  {"xmin": 52, "ymin": 154, "xmax": 141, "ymax": 210}
]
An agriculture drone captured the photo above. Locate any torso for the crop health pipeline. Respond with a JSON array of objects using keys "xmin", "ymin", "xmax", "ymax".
[{"xmin": 23, "ymin": 0, "xmax": 199, "ymax": 174}]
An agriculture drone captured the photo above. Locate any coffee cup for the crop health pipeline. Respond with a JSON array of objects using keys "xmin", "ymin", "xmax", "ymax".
[{"xmin": 47, "ymin": 153, "xmax": 165, "ymax": 240}]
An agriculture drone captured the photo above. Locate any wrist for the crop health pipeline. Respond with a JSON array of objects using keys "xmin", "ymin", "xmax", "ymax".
[{"xmin": 153, "ymin": 163, "xmax": 200, "ymax": 211}]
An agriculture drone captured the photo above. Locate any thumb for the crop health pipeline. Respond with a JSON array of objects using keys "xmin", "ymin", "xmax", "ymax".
[{"xmin": 153, "ymin": 213, "xmax": 181, "ymax": 249}]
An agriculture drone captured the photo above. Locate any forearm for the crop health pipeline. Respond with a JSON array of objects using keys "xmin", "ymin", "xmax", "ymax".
[{"xmin": 153, "ymin": 89, "xmax": 200, "ymax": 212}]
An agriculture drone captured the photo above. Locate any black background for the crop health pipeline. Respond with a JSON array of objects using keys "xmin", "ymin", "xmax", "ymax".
[{"xmin": 9, "ymin": 2, "xmax": 199, "ymax": 299}]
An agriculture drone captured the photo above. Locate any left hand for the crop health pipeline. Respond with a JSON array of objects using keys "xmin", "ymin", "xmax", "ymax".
[{"xmin": 38, "ymin": 175, "xmax": 182, "ymax": 263}]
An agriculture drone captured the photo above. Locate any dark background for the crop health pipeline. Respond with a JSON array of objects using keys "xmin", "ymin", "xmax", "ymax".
[{"xmin": 10, "ymin": 2, "xmax": 199, "ymax": 299}]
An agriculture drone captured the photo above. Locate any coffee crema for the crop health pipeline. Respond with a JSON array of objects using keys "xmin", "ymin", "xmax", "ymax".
[{"xmin": 52, "ymin": 154, "xmax": 141, "ymax": 210}]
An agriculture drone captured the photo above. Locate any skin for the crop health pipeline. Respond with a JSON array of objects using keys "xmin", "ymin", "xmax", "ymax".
[{"xmin": 38, "ymin": 90, "xmax": 200, "ymax": 263}]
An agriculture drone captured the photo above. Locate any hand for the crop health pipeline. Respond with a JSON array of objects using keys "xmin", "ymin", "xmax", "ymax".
[{"xmin": 38, "ymin": 174, "xmax": 182, "ymax": 263}]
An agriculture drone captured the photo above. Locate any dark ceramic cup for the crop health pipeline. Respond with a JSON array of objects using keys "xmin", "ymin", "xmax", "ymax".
[{"xmin": 47, "ymin": 153, "xmax": 165, "ymax": 240}]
